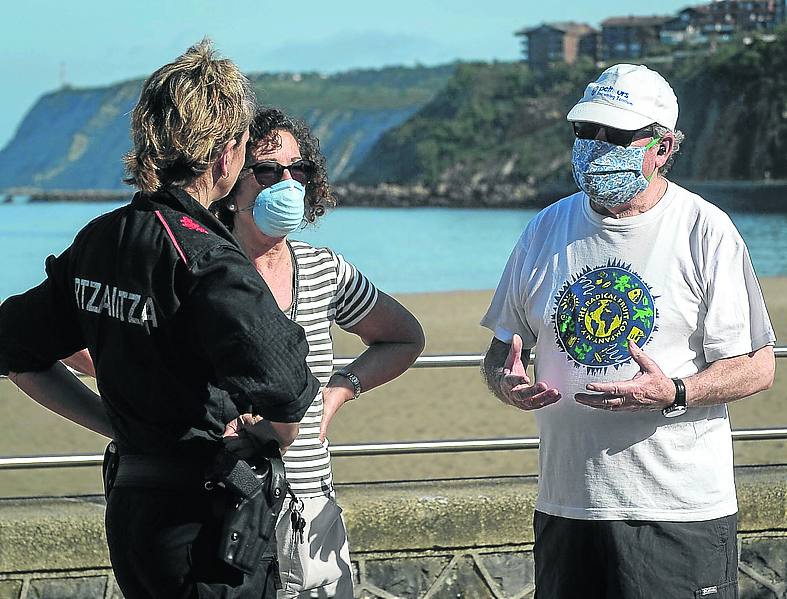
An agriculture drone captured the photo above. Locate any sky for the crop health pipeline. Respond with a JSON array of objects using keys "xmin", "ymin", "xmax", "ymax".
[{"xmin": 1, "ymin": 0, "xmax": 694, "ymax": 149}]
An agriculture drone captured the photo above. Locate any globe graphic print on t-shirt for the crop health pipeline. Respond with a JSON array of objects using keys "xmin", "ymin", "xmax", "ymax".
[{"xmin": 552, "ymin": 261, "xmax": 657, "ymax": 373}]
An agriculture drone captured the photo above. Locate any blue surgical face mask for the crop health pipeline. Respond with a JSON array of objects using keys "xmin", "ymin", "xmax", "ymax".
[
  {"xmin": 250, "ymin": 179, "xmax": 305, "ymax": 238},
  {"xmin": 571, "ymin": 137, "xmax": 661, "ymax": 209}
]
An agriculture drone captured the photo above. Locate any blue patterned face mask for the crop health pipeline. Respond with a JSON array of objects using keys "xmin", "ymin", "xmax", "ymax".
[
  {"xmin": 250, "ymin": 179, "xmax": 305, "ymax": 238},
  {"xmin": 571, "ymin": 137, "xmax": 661, "ymax": 209}
]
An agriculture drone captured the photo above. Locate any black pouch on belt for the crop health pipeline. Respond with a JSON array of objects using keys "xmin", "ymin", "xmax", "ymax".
[
  {"xmin": 102, "ymin": 441, "xmax": 119, "ymax": 501},
  {"xmin": 211, "ymin": 444, "xmax": 287, "ymax": 574}
]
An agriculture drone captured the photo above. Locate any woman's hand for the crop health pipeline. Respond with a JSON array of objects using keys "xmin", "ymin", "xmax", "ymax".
[
  {"xmin": 62, "ymin": 349, "xmax": 96, "ymax": 378},
  {"xmin": 223, "ymin": 414, "xmax": 299, "ymax": 455},
  {"xmin": 319, "ymin": 383, "xmax": 355, "ymax": 443},
  {"xmin": 222, "ymin": 413, "xmax": 261, "ymax": 459}
]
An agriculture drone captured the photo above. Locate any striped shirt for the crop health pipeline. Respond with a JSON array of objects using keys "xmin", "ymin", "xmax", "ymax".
[{"xmin": 283, "ymin": 240, "xmax": 378, "ymax": 497}]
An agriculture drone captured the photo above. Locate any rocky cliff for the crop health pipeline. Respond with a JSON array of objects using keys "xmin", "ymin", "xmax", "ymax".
[
  {"xmin": 0, "ymin": 65, "xmax": 454, "ymax": 192},
  {"xmin": 670, "ymin": 34, "xmax": 787, "ymax": 181}
]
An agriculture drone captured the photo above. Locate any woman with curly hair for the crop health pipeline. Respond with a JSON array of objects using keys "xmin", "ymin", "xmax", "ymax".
[{"xmin": 213, "ymin": 106, "xmax": 425, "ymax": 598}]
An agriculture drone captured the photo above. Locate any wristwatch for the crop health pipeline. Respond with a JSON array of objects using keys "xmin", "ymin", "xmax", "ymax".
[
  {"xmin": 662, "ymin": 377, "xmax": 687, "ymax": 418},
  {"xmin": 333, "ymin": 368, "xmax": 362, "ymax": 400}
]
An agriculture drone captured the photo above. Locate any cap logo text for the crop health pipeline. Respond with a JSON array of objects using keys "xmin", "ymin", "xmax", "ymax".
[{"xmin": 591, "ymin": 85, "xmax": 633, "ymax": 106}]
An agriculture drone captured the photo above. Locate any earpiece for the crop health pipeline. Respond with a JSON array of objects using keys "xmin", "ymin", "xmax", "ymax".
[{"xmin": 657, "ymin": 146, "xmax": 667, "ymax": 156}]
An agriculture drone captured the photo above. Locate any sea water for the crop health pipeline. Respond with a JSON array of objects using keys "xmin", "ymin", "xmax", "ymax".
[{"xmin": 1, "ymin": 203, "xmax": 786, "ymax": 299}]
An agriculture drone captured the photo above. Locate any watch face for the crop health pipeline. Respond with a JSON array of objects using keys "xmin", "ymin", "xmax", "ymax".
[{"xmin": 662, "ymin": 404, "xmax": 688, "ymax": 418}]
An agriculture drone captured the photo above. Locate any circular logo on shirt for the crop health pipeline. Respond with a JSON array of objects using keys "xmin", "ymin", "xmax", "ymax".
[{"xmin": 553, "ymin": 262, "xmax": 657, "ymax": 373}]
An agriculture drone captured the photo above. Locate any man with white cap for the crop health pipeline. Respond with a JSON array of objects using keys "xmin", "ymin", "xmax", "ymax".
[{"xmin": 480, "ymin": 63, "xmax": 776, "ymax": 598}]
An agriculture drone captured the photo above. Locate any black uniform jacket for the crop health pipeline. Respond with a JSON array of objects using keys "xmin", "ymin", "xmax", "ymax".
[{"xmin": 0, "ymin": 187, "xmax": 319, "ymax": 459}]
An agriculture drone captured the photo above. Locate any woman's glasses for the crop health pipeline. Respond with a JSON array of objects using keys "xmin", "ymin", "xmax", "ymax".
[
  {"xmin": 573, "ymin": 122, "xmax": 656, "ymax": 147},
  {"xmin": 248, "ymin": 159, "xmax": 315, "ymax": 188}
]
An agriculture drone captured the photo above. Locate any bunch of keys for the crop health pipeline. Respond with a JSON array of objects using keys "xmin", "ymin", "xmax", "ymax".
[{"xmin": 289, "ymin": 496, "xmax": 306, "ymax": 544}]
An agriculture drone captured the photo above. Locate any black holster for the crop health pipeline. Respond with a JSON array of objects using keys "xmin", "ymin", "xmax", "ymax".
[{"xmin": 211, "ymin": 445, "xmax": 286, "ymax": 575}]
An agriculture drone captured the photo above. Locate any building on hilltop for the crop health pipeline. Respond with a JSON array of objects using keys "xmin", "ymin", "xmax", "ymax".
[
  {"xmin": 661, "ymin": 6, "xmax": 713, "ymax": 45},
  {"xmin": 514, "ymin": 1, "xmax": 786, "ymax": 65},
  {"xmin": 600, "ymin": 15, "xmax": 673, "ymax": 61},
  {"xmin": 662, "ymin": 1, "xmax": 786, "ymax": 46},
  {"xmin": 515, "ymin": 22, "xmax": 599, "ymax": 69},
  {"xmin": 706, "ymin": 0, "xmax": 786, "ymax": 31}
]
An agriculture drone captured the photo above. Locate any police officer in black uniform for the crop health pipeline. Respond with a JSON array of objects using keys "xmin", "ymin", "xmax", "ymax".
[{"xmin": 0, "ymin": 40, "xmax": 319, "ymax": 598}]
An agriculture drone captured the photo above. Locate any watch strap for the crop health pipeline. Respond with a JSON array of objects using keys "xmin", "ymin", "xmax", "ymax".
[
  {"xmin": 334, "ymin": 369, "xmax": 361, "ymax": 400},
  {"xmin": 662, "ymin": 377, "xmax": 687, "ymax": 418}
]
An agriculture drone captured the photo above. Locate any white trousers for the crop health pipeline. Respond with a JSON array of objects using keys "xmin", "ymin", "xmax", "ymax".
[{"xmin": 276, "ymin": 494, "xmax": 353, "ymax": 599}]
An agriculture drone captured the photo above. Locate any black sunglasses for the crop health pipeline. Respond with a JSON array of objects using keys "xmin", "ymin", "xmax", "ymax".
[
  {"xmin": 248, "ymin": 159, "xmax": 315, "ymax": 188},
  {"xmin": 573, "ymin": 122, "xmax": 656, "ymax": 147}
]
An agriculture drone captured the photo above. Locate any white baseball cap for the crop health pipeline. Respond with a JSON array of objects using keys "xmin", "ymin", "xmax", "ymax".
[{"xmin": 566, "ymin": 64, "xmax": 678, "ymax": 131}]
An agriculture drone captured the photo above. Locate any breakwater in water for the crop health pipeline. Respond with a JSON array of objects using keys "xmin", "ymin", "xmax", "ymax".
[
  {"xmin": 4, "ymin": 180, "xmax": 786, "ymax": 210},
  {"xmin": 3, "ymin": 190, "xmax": 132, "ymax": 204},
  {"xmin": 3, "ymin": 182, "xmax": 568, "ymax": 209}
]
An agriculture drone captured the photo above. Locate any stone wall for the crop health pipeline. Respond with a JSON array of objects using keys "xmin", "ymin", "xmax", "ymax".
[{"xmin": 1, "ymin": 466, "xmax": 785, "ymax": 598}]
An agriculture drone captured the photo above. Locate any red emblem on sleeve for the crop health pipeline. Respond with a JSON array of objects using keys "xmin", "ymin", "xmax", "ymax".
[{"xmin": 180, "ymin": 216, "xmax": 209, "ymax": 234}]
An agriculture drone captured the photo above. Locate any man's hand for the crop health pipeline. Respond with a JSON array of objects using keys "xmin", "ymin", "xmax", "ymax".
[
  {"xmin": 319, "ymin": 383, "xmax": 354, "ymax": 443},
  {"xmin": 493, "ymin": 335, "xmax": 561, "ymax": 411},
  {"xmin": 574, "ymin": 342, "xmax": 674, "ymax": 411}
]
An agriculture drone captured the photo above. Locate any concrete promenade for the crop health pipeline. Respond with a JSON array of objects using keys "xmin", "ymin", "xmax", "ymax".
[{"xmin": 0, "ymin": 466, "xmax": 786, "ymax": 598}]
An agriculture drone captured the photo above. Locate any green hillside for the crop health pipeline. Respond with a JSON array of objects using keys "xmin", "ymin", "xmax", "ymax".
[
  {"xmin": 252, "ymin": 65, "xmax": 455, "ymax": 112},
  {"xmin": 352, "ymin": 28, "xmax": 787, "ymax": 190},
  {"xmin": 350, "ymin": 60, "xmax": 594, "ymax": 187}
]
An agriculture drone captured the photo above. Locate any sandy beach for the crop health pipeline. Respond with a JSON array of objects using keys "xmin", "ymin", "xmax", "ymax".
[{"xmin": 1, "ymin": 279, "xmax": 784, "ymax": 497}]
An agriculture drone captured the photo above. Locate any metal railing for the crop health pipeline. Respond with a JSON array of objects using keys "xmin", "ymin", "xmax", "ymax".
[
  {"xmin": 334, "ymin": 347, "xmax": 787, "ymax": 366},
  {"xmin": 1, "ymin": 347, "xmax": 785, "ymax": 471}
]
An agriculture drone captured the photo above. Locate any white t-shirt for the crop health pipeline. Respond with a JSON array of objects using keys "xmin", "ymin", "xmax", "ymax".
[{"xmin": 481, "ymin": 182, "xmax": 775, "ymax": 521}]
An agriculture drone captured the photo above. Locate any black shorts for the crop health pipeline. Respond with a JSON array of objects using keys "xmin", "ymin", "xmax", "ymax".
[{"xmin": 533, "ymin": 510, "xmax": 738, "ymax": 599}]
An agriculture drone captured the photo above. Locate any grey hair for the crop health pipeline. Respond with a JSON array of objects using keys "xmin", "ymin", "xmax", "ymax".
[{"xmin": 653, "ymin": 124, "xmax": 685, "ymax": 177}]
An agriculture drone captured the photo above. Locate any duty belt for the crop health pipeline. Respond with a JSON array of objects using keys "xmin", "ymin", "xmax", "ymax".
[{"xmin": 113, "ymin": 454, "xmax": 211, "ymax": 490}]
